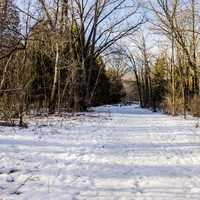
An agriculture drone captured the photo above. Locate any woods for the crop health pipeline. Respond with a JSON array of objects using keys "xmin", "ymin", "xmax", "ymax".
[
  {"xmin": 0, "ymin": 0, "xmax": 142, "ymax": 125},
  {"xmin": 123, "ymin": 0, "xmax": 200, "ymax": 118},
  {"xmin": 1, "ymin": 0, "xmax": 200, "ymax": 125},
  {"xmin": 1, "ymin": 1, "xmax": 200, "ymax": 198}
]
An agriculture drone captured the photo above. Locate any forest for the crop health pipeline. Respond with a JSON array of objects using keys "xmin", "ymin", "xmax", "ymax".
[
  {"xmin": 1, "ymin": 1, "xmax": 200, "ymax": 199},
  {"xmin": 1, "ymin": 0, "xmax": 200, "ymax": 125}
]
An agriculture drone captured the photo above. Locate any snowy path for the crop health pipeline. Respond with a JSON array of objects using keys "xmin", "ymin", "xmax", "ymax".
[{"xmin": 0, "ymin": 105, "xmax": 200, "ymax": 200}]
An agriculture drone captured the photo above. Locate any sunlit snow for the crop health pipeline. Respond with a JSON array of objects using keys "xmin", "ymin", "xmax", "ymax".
[{"xmin": 0, "ymin": 105, "xmax": 200, "ymax": 199}]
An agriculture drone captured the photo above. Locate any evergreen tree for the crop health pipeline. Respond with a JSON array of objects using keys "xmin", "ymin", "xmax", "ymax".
[
  {"xmin": 151, "ymin": 57, "xmax": 168, "ymax": 111},
  {"xmin": 0, "ymin": 0, "xmax": 20, "ymax": 58}
]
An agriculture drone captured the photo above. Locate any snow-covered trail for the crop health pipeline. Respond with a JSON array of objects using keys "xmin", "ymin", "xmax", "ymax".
[{"xmin": 0, "ymin": 105, "xmax": 200, "ymax": 200}]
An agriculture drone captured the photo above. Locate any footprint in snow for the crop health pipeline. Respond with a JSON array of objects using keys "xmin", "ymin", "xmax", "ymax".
[{"xmin": 7, "ymin": 176, "xmax": 15, "ymax": 183}]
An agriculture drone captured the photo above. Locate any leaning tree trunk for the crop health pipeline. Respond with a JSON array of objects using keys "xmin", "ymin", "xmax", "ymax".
[{"xmin": 49, "ymin": 42, "xmax": 59, "ymax": 114}]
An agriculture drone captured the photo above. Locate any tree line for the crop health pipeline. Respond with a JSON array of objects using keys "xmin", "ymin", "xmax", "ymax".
[
  {"xmin": 0, "ymin": 0, "xmax": 143, "ymax": 125},
  {"xmin": 1, "ymin": 0, "xmax": 200, "ymax": 126},
  {"xmin": 123, "ymin": 0, "xmax": 200, "ymax": 119}
]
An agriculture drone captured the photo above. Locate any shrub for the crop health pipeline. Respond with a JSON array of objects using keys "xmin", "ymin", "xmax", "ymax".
[
  {"xmin": 191, "ymin": 96, "xmax": 200, "ymax": 117},
  {"xmin": 161, "ymin": 95, "xmax": 183, "ymax": 115}
]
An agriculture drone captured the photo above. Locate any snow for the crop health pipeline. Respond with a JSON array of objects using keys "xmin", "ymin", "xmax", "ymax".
[{"xmin": 0, "ymin": 104, "xmax": 200, "ymax": 200}]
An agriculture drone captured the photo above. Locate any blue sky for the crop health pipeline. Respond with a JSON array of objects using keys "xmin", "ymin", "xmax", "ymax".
[{"xmin": 15, "ymin": 0, "xmax": 163, "ymax": 57}]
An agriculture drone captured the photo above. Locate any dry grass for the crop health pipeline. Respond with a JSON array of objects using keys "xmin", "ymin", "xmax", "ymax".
[
  {"xmin": 0, "ymin": 94, "xmax": 19, "ymax": 124},
  {"xmin": 161, "ymin": 95, "xmax": 183, "ymax": 115},
  {"xmin": 191, "ymin": 96, "xmax": 200, "ymax": 117}
]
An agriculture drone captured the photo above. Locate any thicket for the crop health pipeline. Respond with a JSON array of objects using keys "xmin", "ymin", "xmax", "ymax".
[{"xmin": 0, "ymin": 0, "xmax": 139, "ymax": 125}]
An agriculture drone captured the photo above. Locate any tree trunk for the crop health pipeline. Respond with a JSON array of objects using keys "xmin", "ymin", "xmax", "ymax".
[
  {"xmin": 49, "ymin": 42, "xmax": 59, "ymax": 113},
  {"xmin": 171, "ymin": 34, "xmax": 176, "ymax": 116},
  {"xmin": 134, "ymin": 69, "xmax": 143, "ymax": 108}
]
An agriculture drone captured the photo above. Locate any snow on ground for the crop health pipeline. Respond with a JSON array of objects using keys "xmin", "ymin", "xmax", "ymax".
[{"xmin": 0, "ymin": 104, "xmax": 200, "ymax": 200}]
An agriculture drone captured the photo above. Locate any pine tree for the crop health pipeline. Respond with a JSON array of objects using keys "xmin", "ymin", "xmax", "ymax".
[
  {"xmin": 0, "ymin": 0, "xmax": 20, "ymax": 58},
  {"xmin": 151, "ymin": 57, "xmax": 168, "ymax": 111}
]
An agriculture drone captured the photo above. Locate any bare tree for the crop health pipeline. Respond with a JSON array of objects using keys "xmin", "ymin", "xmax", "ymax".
[
  {"xmin": 123, "ymin": 47, "xmax": 144, "ymax": 107},
  {"xmin": 0, "ymin": 0, "xmax": 39, "ymax": 125},
  {"xmin": 38, "ymin": 0, "xmax": 144, "ymax": 111},
  {"xmin": 72, "ymin": 0, "xmax": 144, "ymax": 106}
]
